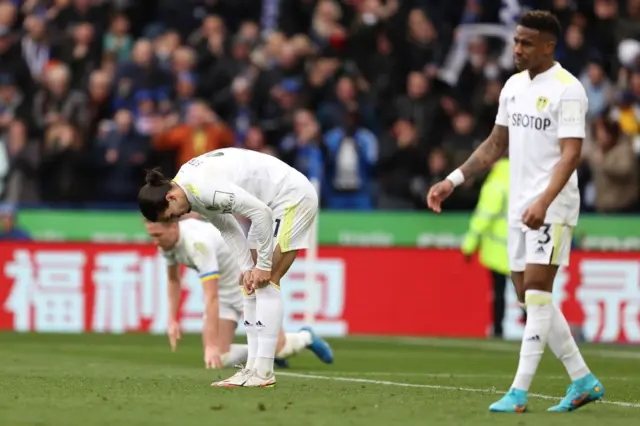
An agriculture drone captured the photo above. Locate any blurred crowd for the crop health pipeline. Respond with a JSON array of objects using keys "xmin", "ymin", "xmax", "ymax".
[{"xmin": 0, "ymin": 0, "xmax": 638, "ymax": 212}]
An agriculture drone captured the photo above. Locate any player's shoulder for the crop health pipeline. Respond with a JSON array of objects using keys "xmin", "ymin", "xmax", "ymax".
[
  {"xmin": 180, "ymin": 218, "xmax": 222, "ymax": 250},
  {"xmin": 550, "ymin": 65, "xmax": 586, "ymax": 98},
  {"xmin": 503, "ymin": 70, "xmax": 528, "ymax": 91},
  {"xmin": 180, "ymin": 218, "xmax": 217, "ymax": 238}
]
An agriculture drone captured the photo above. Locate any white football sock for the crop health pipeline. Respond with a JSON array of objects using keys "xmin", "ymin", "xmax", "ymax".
[
  {"xmin": 221, "ymin": 344, "xmax": 249, "ymax": 368},
  {"xmin": 255, "ymin": 283, "xmax": 284, "ymax": 378},
  {"xmin": 511, "ymin": 290, "xmax": 554, "ymax": 392},
  {"xmin": 547, "ymin": 304, "xmax": 590, "ymax": 381},
  {"xmin": 242, "ymin": 291, "xmax": 258, "ymax": 370},
  {"xmin": 277, "ymin": 330, "xmax": 313, "ymax": 359}
]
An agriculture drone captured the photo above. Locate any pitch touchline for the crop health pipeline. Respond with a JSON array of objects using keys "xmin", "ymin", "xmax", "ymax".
[{"xmin": 278, "ymin": 372, "xmax": 640, "ymax": 408}]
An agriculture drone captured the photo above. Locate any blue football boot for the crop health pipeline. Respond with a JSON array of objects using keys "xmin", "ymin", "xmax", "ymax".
[
  {"xmin": 548, "ymin": 373, "xmax": 604, "ymax": 412},
  {"xmin": 301, "ymin": 326, "xmax": 334, "ymax": 364},
  {"xmin": 489, "ymin": 388, "xmax": 528, "ymax": 413}
]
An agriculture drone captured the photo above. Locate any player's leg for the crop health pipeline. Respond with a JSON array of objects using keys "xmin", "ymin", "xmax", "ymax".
[
  {"xmin": 490, "ymin": 227, "xmax": 529, "ymax": 412},
  {"xmin": 490, "ymin": 270, "xmax": 507, "ymax": 338},
  {"xmin": 270, "ymin": 193, "xmax": 333, "ymax": 364},
  {"xmin": 239, "ymin": 248, "xmax": 259, "ymax": 371},
  {"xmin": 538, "ymin": 225, "xmax": 603, "ymax": 412},
  {"xmin": 212, "ymin": 299, "xmax": 252, "ymax": 387},
  {"xmin": 251, "ymin": 244, "xmax": 292, "ymax": 383},
  {"xmin": 217, "ymin": 319, "xmax": 249, "ymax": 368},
  {"xmin": 493, "ymin": 226, "xmax": 559, "ymax": 412},
  {"xmin": 512, "ymin": 271, "xmax": 527, "ymax": 326},
  {"xmin": 510, "ymin": 262, "xmax": 557, "ymax": 393},
  {"xmin": 514, "ymin": 255, "xmax": 595, "ymax": 410},
  {"xmin": 247, "ymin": 192, "xmax": 332, "ymax": 387},
  {"xmin": 491, "ymin": 224, "xmax": 603, "ymax": 412}
]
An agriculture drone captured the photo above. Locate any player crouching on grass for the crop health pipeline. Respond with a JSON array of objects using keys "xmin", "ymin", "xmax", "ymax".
[
  {"xmin": 144, "ymin": 217, "xmax": 334, "ymax": 381},
  {"xmin": 427, "ymin": 10, "xmax": 603, "ymax": 413}
]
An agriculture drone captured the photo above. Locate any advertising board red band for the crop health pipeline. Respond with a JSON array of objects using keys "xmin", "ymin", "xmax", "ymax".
[{"xmin": 1, "ymin": 242, "xmax": 639, "ymax": 343}]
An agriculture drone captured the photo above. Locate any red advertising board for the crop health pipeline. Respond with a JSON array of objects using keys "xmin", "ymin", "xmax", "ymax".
[{"xmin": 1, "ymin": 242, "xmax": 639, "ymax": 343}]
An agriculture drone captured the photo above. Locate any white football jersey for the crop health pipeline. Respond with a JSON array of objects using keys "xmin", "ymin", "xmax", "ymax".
[
  {"xmin": 160, "ymin": 218, "xmax": 239, "ymax": 299},
  {"xmin": 172, "ymin": 148, "xmax": 310, "ymax": 272},
  {"xmin": 496, "ymin": 62, "xmax": 588, "ymax": 227}
]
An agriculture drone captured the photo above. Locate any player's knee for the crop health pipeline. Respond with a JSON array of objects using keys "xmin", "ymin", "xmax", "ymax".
[{"xmin": 523, "ymin": 289, "xmax": 553, "ymax": 307}]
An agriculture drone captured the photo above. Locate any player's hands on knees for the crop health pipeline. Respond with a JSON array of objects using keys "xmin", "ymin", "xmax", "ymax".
[
  {"xmin": 167, "ymin": 320, "xmax": 181, "ymax": 352},
  {"xmin": 251, "ymin": 268, "xmax": 271, "ymax": 289},
  {"xmin": 427, "ymin": 180, "xmax": 454, "ymax": 213},
  {"xmin": 241, "ymin": 271, "xmax": 254, "ymax": 295},
  {"xmin": 204, "ymin": 345, "xmax": 223, "ymax": 369},
  {"xmin": 522, "ymin": 199, "xmax": 547, "ymax": 230}
]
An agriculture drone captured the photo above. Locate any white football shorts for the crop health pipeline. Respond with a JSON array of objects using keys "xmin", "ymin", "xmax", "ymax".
[
  {"xmin": 507, "ymin": 223, "xmax": 573, "ymax": 272},
  {"xmin": 248, "ymin": 174, "xmax": 319, "ymax": 253}
]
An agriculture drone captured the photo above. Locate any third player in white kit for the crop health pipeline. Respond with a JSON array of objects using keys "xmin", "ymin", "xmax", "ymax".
[
  {"xmin": 145, "ymin": 217, "xmax": 333, "ymax": 374},
  {"xmin": 138, "ymin": 147, "xmax": 332, "ymax": 388},
  {"xmin": 427, "ymin": 11, "xmax": 603, "ymax": 413}
]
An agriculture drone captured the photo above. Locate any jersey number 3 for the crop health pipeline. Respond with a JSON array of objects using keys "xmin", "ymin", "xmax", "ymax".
[{"xmin": 537, "ymin": 224, "xmax": 552, "ymax": 245}]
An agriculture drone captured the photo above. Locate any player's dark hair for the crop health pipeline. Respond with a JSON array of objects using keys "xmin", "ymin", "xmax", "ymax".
[
  {"xmin": 518, "ymin": 10, "xmax": 562, "ymax": 41},
  {"xmin": 138, "ymin": 168, "xmax": 171, "ymax": 222}
]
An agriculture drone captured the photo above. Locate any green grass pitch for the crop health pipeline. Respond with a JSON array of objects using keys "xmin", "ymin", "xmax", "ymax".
[{"xmin": 1, "ymin": 333, "xmax": 639, "ymax": 426}]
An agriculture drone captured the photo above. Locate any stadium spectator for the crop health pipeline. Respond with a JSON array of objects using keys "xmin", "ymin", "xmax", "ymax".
[
  {"xmin": 86, "ymin": 69, "xmax": 114, "ymax": 138},
  {"xmin": 94, "ymin": 109, "xmax": 149, "ymax": 203},
  {"xmin": 585, "ymin": 117, "xmax": 639, "ymax": 213},
  {"xmin": 378, "ymin": 116, "xmax": 425, "ymax": 209},
  {"xmin": 112, "ymin": 39, "xmax": 172, "ymax": 111},
  {"xmin": 21, "ymin": 11, "xmax": 54, "ymax": 85},
  {"xmin": 0, "ymin": 23, "xmax": 34, "ymax": 96},
  {"xmin": 53, "ymin": 21, "xmax": 100, "ymax": 90},
  {"xmin": 152, "ymin": 100, "xmax": 234, "ymax": 169},
  {"xmin": 391, "ymin": 71, "xmax": 442, "ymax": 149},
  {"xmin": 40, "ymin": 119, "xmax": 87, "ymax": 203},
  {"xmin": 317, "ymin": 75, "xmax": 377, "ymax": 135},
  {"xmin": 103, "ymin": 12, "xmax": 133, "ymax": 63},
  {"xmin": 0, "ymin": 119, "xmax": 40, "ymax": 204},
  {"xmin": 32, "ymin": 63, "xmax": 89, "ymax": 136},
  {"xmin": 279, "ymin": 108, "xmax": 324, "ymax": 192},
  {"xmin": 243, "ymin": 125, "xmax": 275, "ymax": 156},
  {"xmin": 323, "ymin": 107, "xmax": 377, "ymax": 210},
  {"xmin": 0, "ymin": 73, "xmax": 30, "ymax": 128}
]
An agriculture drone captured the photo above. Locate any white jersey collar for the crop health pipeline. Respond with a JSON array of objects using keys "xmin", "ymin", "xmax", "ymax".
[
  {"xmin": 526, "ymin": 62, "xmax": 561, "ymax": 82},
  {"xmin": 173, "ymin": 180, "xmax": 197, "ymax": 206}
]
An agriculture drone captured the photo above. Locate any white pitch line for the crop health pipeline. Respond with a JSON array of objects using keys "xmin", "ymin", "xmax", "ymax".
[
  {"xmin": 278, "ymin": 372, "xmax": 640, "ymax": 408},
  {"xmin": 352, "ymin": 337, "xmax": 640, "ymax": 360},
  {"xmin": 292, "ymin": 371, "xmax": 636, "ymax": 381}
]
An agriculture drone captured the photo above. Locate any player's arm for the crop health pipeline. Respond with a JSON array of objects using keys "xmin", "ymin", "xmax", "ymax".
[
  {"xmin": 207, "ymin": 215, "xmax": 255, "ymax": 272},
  {"xmin": 459, "ymin": 125, "xmax": 509, "ymax": 180},
  {"xmin": 192, "ymin": 239, "xmax": 223, "ymax": 368},
  {"xmin": 201, "ymin": 274, "xmax": 220, "ymax": 354},
  {"xmin": 165, "ymin": 263, "xmax": 182, "ymax": 351},
  {"xmin": 456, "ymin": 83, "xmax": 510, "ymax": 182},
  {"xmin": 537, "ymin": 86, "xmax": 587, "ymax": 208},
  {"xmin": 203, "ymin": 181, "xmax": 274, "ymax": 272},
  {"xmin": 167, "ymin": 264, "xmax": 181, "ymax": 322},
  {"xmin": 429, "ymin": 86, "xmax": 509, "ymax": 211},
  {"xmin": 182, "ymin": 174, "xmax": 255, "ymax": 272}
]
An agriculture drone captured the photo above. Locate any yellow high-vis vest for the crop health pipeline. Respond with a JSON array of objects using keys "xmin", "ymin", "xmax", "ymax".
[{"xmin": 461, "ymin": 158, "xmax": 510, "ymax": 275}]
